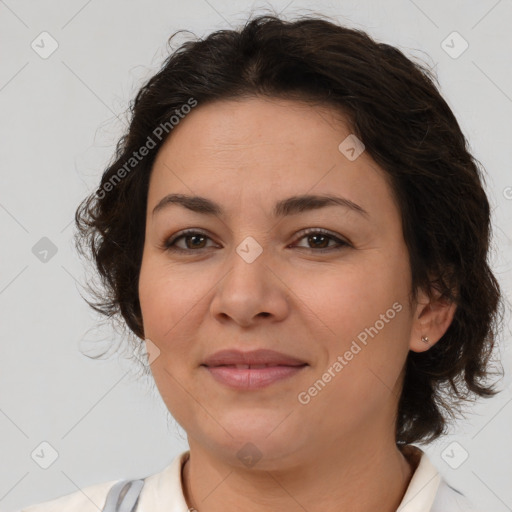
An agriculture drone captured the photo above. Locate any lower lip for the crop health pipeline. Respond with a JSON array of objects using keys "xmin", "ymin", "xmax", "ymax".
[{"xmin": 203, "ymin": 365, "xmax": 307, "ymax": 390}]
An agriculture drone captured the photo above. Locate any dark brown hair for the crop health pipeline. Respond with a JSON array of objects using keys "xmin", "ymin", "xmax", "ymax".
[{"xmin": 75, "ymin": 13, "xmax": 505, "ymax": 445}]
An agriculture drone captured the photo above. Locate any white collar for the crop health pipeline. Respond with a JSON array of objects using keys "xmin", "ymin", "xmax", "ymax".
[
  {"xmin": 396, "ymin": 445, "xmax": 442, "ymax": 511},
  {"xmin": 138, "ymin": 445, "xmax": 444, "ymax": 511},
  {"xmin": 138, "ymin": 450, "xmax": 191, "ymax": 511}
]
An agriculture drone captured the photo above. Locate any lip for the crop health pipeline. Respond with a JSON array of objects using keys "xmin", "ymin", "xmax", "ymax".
[
  {"xmin": 201, "ymin": 348, "xmax": 307, "ymax": 367},
  {"xmin": 201, "ymin": 349, "xmax": 308, "ymax": 390},
  {"xmin": 203, "ymin": 365, "xmax": 307, "ymax": 390}
]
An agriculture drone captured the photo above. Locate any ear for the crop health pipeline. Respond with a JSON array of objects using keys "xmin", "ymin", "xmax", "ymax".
[{"xmin": 409, "ymin": 285, "xmax": 457, "ymax": 353}]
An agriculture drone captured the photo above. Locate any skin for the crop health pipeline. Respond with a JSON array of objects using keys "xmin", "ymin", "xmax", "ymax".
[{"xmin": 138, "ymin": 96, "xmax": 457, "ymax": 512}]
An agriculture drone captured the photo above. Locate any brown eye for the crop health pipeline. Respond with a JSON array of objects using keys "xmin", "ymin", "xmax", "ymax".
[
  {"xmin": 164, "ymin": 230, "xmax": 216, "ymax": 252},
  {"xmin": 182, "ymin": 234, "xmax": 208, "ymax": 249},
  {"xmin": 306, "ymin": 233, "xmax": 330, "ymax": 249},
  {"xmin": 293, "ymin": 229, "xmax": 350, "ymax": 251}
]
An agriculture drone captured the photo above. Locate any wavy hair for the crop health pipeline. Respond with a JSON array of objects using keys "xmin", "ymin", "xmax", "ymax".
[{"xmin": 75, "ymin": 13, "xmax": 505, "ymax": 445}]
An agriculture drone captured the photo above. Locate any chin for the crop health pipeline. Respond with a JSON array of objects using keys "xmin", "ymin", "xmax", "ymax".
[{"xmin": 197, "ymin": 421, "xmax": 309, "ymax": 470}]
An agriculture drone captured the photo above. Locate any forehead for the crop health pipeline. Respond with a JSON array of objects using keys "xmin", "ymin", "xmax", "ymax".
[
  {"xmin": 154, "ymin": 96, "xmax": 348, "ymax": 168},
  {"xmin": 148, "ymin": 96, "xmax": 398, "ymax": 224}
]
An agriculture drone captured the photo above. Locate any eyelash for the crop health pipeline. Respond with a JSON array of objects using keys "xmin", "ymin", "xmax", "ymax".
[{"xmin": 162, "ymin": 228, "xmax": 350, "ymax": 254}]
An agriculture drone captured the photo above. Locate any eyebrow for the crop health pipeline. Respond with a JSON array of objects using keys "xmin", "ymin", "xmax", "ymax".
[{"xmin": 152, "ymin": 193, "xmax": 369, "ymax": 219}]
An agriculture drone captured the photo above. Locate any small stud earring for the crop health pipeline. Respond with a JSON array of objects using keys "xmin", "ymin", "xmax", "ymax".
[{"xmin": 421, "ymin": 335, "xmax": 429, "ymax": 344}]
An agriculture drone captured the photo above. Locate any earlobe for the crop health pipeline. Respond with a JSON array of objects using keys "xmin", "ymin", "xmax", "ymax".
[{"xmin": 409, "ymin": 289, "xmax": 457, "ymax": 353}]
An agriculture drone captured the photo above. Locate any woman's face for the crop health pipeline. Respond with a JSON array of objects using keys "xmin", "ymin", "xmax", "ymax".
[{"xmin": 138, "ymin": 96, "xmax": 428, "ymax": 467}]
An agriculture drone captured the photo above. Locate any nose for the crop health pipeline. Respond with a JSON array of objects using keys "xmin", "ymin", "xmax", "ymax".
[{"xmin": 209, "ymin": 245, "xmax": 291, "ymax": 328}]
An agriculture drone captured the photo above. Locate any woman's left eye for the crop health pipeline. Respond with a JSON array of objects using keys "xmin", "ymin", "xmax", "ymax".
[
  {"xmin": 162, "ymin": 228, "xmax": 350, "ymax": 253},
  {"xmin": 292, "ymin": 229, "xmax": 350, "ymax": 251}
]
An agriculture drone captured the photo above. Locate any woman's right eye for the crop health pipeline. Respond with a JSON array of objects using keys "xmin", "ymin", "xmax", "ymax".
[{"xmin": 163, "ymin": 230, "xmax": 217, "ymax": 252}]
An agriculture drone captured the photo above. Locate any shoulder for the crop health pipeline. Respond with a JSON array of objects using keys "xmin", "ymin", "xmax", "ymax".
[
  {"xmin": 17, "ymin": 479, "xmax": 119, "ymax": 512},
  {"xmin": 431, "ymin": 479, "xmax": 484, "ymax": 512},
  {"xmin": 16, "ymin": 450, "xmax": 190, "ymax": 512}
]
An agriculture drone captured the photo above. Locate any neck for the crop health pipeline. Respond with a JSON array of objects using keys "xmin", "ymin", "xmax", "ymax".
[{"xmin": 181, "ymin": 436, "xmax": 416, "ymax": 512}]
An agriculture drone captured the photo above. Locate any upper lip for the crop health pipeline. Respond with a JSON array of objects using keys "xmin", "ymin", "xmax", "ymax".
[{"xmin": 202, "ymin": 349, "xmax": 308, "ymax": 367}]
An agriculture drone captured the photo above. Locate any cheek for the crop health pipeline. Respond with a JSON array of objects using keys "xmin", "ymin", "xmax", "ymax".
[
  {"xmin": 138, "ymin": 259, "xmax": 206, "ymax": 423},
  {"xmin": 138, "ymin": 257, "xmax": 211, "ymax": 341},
  {"xmin": 300, "ymin": 260, "xmax": 406, "ymax": 336},
  {"xmin": 299, "ymin": 259, "xmax": 411, "ymax": 388}
]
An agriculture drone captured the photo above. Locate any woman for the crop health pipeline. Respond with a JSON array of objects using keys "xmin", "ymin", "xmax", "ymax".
[{"xmin": 19, "ymin": 13, "xmax": 503, "ymax": 512}]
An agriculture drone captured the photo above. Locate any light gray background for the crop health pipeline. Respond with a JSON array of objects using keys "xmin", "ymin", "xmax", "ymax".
[{"xmin": 1, "ymin": 1, "xmax": 511, "ymax": 511}]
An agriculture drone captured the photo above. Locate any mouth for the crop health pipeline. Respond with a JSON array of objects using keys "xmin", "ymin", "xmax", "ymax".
[
  {"xmin": 201, "ymin": 348, "xmax": 308, "ymax": 367},
  {"xmin": 206, "ymin": 363, "xmax": 307, "ymax": 369},
  {"xmin": 201, "ymin": 362, "xmax": 308, "ymax": 390},
  {"xmin": 200, "ymin": 348, "xmax": 308, "ymax": 389}
]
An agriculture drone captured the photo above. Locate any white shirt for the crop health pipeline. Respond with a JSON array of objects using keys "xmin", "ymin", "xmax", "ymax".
[{"xmin": 18, "ymin": 446, "xmax": 483, "ymax": 512}]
